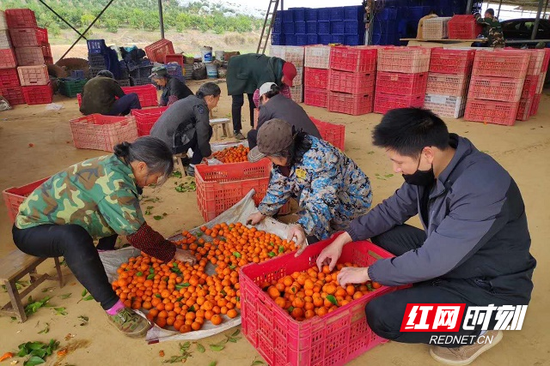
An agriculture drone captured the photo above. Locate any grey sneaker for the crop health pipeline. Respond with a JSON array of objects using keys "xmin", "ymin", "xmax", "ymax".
[
  {"xmin": 185, "ymin": 164, "xmax": 195, "ymax": 177},
  {"xmin": 107, "ymin": 307, "xmax": 152, "ymax": 338},
  {"xmin": 234, "ymin": 131, "xmax": 246, "ymax": 140},
  {"xmin": 429, "ymin": 330, "xmax": 503, "ymax": 366}
]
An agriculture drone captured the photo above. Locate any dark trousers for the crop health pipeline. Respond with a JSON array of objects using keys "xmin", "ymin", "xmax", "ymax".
[
  {"xmin": 231, "ymin": 93, "xmax": 255, "ymax": 132},
  {"xmin": 247, "ymin": 129, "xmax": 258, "ymax": 149},
  {"xmin": 12, "ymin": 224, "xmax": 119, "ymax": 310},
  {"xmin": 108, "ymin": 93, "xmax": 141, "ymax": 116},
  {"xmin": 366, "ymin": 225, "xmax": 482, "ymax": 347},
  {"xmin": 176, "ymin": 129, "xmax": 213, "ymax": 165}
]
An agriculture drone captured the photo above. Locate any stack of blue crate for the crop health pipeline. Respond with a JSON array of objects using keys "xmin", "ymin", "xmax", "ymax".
[{"xmin": 86, "ymin": 39, "xmax": 123, "ymax": 79}]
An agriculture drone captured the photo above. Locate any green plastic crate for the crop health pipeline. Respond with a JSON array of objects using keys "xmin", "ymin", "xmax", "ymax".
[{"xmin": 59, "ymin": 78, "xmax": 88, "ymax": 98}]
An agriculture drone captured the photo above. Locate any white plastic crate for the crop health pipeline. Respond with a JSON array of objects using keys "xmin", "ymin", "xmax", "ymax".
[
  {"xmin": 305, "ymin": 45, "xmax": 331, "ymax": 69},
  {"xmin": 537, "ymin": 71, "xmax": 546, "ymax": 93},
  {"xmin": 294, "ymin": 66, "xmax": 304, "ymax": 86},
  {"xmin": 289, "ymin": 84, "xmax": 303, "ymax": 103},
  {"xmin": 0, "ymin": 11, "xmax": 7, "ymax": 30},
  {"xmin": 424, "ymin": 94, "xmax": 466, "ymax": 118},
  {"xmin": 270, "ymin": 45, "xmax": 304, "ymax": 67},
  {"xmin": 0, "ymin": 30, "xmax": 10, "ymax": 49},
  {"xmin": 422, "ymin": 17, "xmax": 452, "ymax": 40}
]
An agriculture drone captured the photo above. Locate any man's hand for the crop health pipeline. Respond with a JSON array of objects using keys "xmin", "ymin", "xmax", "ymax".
[
  {"xmin": 287, "ymin": 224, "xmax": 307, "ymax": 257},
  {"xmin": 337, "ymin": 267, "xmax": 370, "ymax": 288},
  {"xmin": 174, "ymin": 248, "xmax": 197, "ymax": 265},
  {"xmin": 247, "ymin": 212, "xmax": 266, "ymax": 225},
  {"xmin": 316, "ymin": 232, "xmax": 352, "ymax": 271}
]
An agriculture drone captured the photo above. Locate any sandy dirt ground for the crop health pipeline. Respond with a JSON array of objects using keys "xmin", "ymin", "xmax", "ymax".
[{"xmin": 0, "ymin": 81, "xmax": 548, "ymax": 366}]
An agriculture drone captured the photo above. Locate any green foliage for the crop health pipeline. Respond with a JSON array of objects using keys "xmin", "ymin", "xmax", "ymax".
[{"xmin": 5, "ymin": 0, "xmax": 264, "ymax": 35}]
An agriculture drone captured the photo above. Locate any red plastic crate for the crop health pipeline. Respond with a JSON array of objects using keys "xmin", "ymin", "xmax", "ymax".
[
  {"xmin": 131, "ymin": 106, "xmax": 168, "ymax": 136},
  {"xmin": 44, "ymin": 56, "xmax": 53, "ymax": 65},
  {"xmin": 121, "ymin": 85, "xmax": 158, "ymax": 107},
  {"xmin": 536, "ymin": 71, "xmax": 546, "ymax": 93},
  {"xmin": 429, "ymin": 48, "xmax": 476, "ymax": 74},
  {"xmin": 530, "ymin": 94, "xmax": 541, "ymax": 116},
  {"xmin": 2, "ymin": 177, "xmax": 49, "ymax": 223},
  {"xmin": 0, "ymin": 48, "xmax": 17, "ymax": 69},
  {"xmin": 525, "ymin": 49, "xmax": 545, "ymax": 75},
  {"xmin": 5, "ymin": 9, "xmax": 37, "ymax": 29},
  {"xmin": 0, "ymin": 68, "xmax": 20, "ymax": 88},
  {"xmin": 516, "ymin": 98, "xmax": 533, "ymax": 121},
  {"xmin": 17, "ymin": 65, "xmax": 48, "ymax": 86},
  {"xmin": 377, "ymin": 46, "xmax": 431, "ymax": 73},
  {"xmin": 240, "ymin": 237, "xmax": 402, "ymax": 366},
  {"xmin": 521, "ymin": 75, "xmax": 539, "ymax": 99},
  {"xmin": 164, "ymin": 54, "xmax": 184, "ymax": 67},
  {"xmin": 542, "ymin": 48, "xmax": 550, "ymax": 73},
  {"xmin": 195, "ymin": 159, "xmax": 272, "ymax": 221},
  {"xmin": 426, "ymin": 73, "xmax": 470, "ymax": 97},
  {"xmin": 310, "ymin": 117, "xmax": 345, "ymax": 150},
  {"xmin": 376, "ymin": 71, "xmax": 428, "ymax": 96},
  {"xmin": 467, "ymin": 75, "xmax": 524, "ymax": 102},
  {"xmin": 41, "ymin": 44, "xmax": 52, "ymax": 58},
  {"xmin": 9, "ymin": 28, "xmax": 47, "ymax": 47},
  {"xmin": 374, "ymin": 92, "xmax": 425, "ymax": 114},
  {"xmin": 329, "ymin": 46, "xmax": 377, "ymax": 73},
  {"xmin": 328, "ymin": 69, "xmax": 375, "ymax": 94},
  {"xmin": 464, "ymin": 99, "xmax": 519, "ymax": 126},
  {"xmin": 447, "ymin": 15, "xmax": 483, "ymax": 39},
  {"xmin": 304, "ymin": 68, "xmax": 329, "ymax": 89},
  {"xmin": 22, "ymin": 84, "xmax": 53, "ymax": 105},
  {"xmin": 70, "ymin": 114, "xmax": 139, "ymax": 152},
  {"xmin": 15, "ymin": 46, "xmax": 44, "ymax": 66},
  {"xmin": 145, "ymin": 39, "xmax": 175, "ymax": 63},
  {"xmin": 304, "ymin": 87, "xmax": 328, "ymax": 108},
  {"xmin": 327, "ymin": 91, "xmax": 373, "ymax": 115},
  {"xmin": 0, "ymin": 86, "xmax": 25, "ymax": 105},
  {"xmin": 472, "ymin": 50, "xmax": 529, "ymax": 78}
]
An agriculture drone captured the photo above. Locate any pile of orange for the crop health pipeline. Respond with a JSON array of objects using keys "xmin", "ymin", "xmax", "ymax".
[
  {"xmin": 212, "ymin": 144, "xmax": 250, "ymax": 163},
  {"xmin": 264, "ymin": 264, "xmax": 382, "ymax": 321},
  {"xmin": 112, "ymin": 222, "xmax": 296, "ymax": 333}
]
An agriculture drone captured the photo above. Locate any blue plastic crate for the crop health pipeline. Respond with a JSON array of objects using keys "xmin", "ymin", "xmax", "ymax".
[
  {"xmin": 291, "ymin": 8, "xmax": 306, "ymax": 22},
  {"xmin": 330, "ymin": 7, "xmax": 344, "ymax": 21},
  {"xmin": 307, "ymin": 34, "xmax": 319, "ymax": 44},
  {"xmin": 305, "ymin": 8, "xmax": 317, "ymax": 21},
  {"xmin": 372, "ymin": 20, "xmax": 397, "ymax": 34},
  {"xmin": 344, "ymin": 5, "xmax": 365, "ymax": 20},
  {"xmin": 306, "ymin": 21, "xmax": 317, "ymax": 34},
  {"xmin": 272, "ymin": 33, "xmax": 285, "ymax": 45},
  {"xmin": 345, "ymin": 35, "xmax": 363, "ymax": 46},
  {"xmin": 285, "ymin": 34, "xmax": 297, "ymax": 46},
  {"xmin": 70, "ymin": 69, "xmax": 85, "ymax": 79},
  {"xmin": 331, "ymin": 34, "xmax": 345, "ymax": 44},
  {"xmin": 378, "ymin": 7, "xmax": 398, "ymax": 20},
  {"xmin": 295, "ymin": 21, "xmax": 306, "ymax": 34},
  {"xmin": 319, "ymin": 35, "xmax": 331, "ymax": 45},
  {"xmin": 282, "ymin": 22, "xmax": 295, "ymax": 34},
  {"xmin": 282, "ymin": 10, "xmax": 293, "ymax": 23},
  {"xmin": 274, "ymin": 12, "xmax": 283, "ymax": 25},
  {"xmin": 344, "ymin": 20, "xmax": 362, "ymax": 35},
  {"xmin": 318, "ymin": 8, "xmax": 331, "ymax": 21},
  {"xmin": 409, "ymin": 6, "xmax": 430, "ymax": 21},
  {"xmin": 331, "ymin": 21, "xmax": 345, "ymax": 34},
  {"xmin": 372, "ymin": 32, "xmax": 397, "ymax": 45},
  {"xmin": 296, "ymin": 34, "xmax": 308, "ymax": 46},
  {"xmin": 318, "ymin": 21, "xmax": 331, "ymax": 35},
  {"xmin": 87, "ymin": 39, "xmax": 107, "ymax": 55},
  {"xmin": 273, "ymin": 21, "xmax": 282, "ymax": 33}
]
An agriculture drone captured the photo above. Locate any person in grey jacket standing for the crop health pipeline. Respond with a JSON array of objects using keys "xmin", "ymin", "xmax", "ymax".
[
  {"xmin": 316, "ymin": 108, "xmax": 536, "ymax": 366},
  {"xmin": 150, "ymin": 82, "xmax": 221, "ymax": 176}
]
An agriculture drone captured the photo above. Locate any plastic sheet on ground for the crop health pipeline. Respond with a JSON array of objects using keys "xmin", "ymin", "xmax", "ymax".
[{"xmin": 99, "ymin": 189, "xmax": 291, "ymax": 343}]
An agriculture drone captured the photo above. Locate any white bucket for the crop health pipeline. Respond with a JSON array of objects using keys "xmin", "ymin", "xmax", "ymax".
[
  {"xmin": 201, "ymin": 46, "xmax": 213, "ymax": 63},
  {"xmin": 215, "ymin": 50, "xmax": 225, "ymax": 61},
  {"xmin": 206, "ymin": 63, "xmax": 218, "ymax": 79}
]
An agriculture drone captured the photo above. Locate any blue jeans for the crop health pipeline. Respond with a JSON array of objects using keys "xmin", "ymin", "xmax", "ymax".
[{"xmin": 108, "ymin": 93, "xmax": 141, "ymax": 116}]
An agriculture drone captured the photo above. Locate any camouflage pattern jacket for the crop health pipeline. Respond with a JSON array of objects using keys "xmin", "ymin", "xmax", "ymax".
[
  {"xmin": 476, "ymin": 15, "xmax": 505, "ymax": 47},
  {"xmin": 16, "ymin": 154, "xmax": 144, "ymax": 239},
  {"xmin": 258, "ymin": 136, "xmax": 373, "ymax": 240}
]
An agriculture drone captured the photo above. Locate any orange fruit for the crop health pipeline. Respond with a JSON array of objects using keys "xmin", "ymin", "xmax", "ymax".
[{"xmin": 211, "ymin": 314, "xmax": 223, "ymax": 325}]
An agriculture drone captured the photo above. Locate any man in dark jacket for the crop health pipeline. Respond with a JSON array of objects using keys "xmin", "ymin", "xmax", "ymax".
[
  {"xmin": 247, "ymin": 82, "xmax": 321, "ymax": 149},
  {"xmin": 226, "ymin": 53, "xmax": 297, "ymax": 140},
  {"xmin": 80, "ymin": 70, "xmax": 141, "ymax": 116},
  {"xmin": 316, "ymin": 108, "xmax": 536, "ymax": 365},
  {"xmin": 150, "ymin": 66, "xmax": 194, "ymax": 106}
]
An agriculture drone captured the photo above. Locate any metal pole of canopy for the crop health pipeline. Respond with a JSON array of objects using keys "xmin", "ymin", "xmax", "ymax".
[
  {"xmin": 543, "ymin": 0, "xmax": 549, "ymax": 19},
  {"xmin": 532, "ymin": 0, "xmax": 545, "ymax": 40},
  {"xmin": 497, "ymin": 0, "xmax": 503, "ymax": 18},
  {"xmin": 38, "ymin": 0, "xmax": 88, "ymax": 40},
  {"xmin": 466, "ymin": 0, "xmax": 473, "ymax": 14},
  {"xmin": 159, "ymin": 0, "xmax": 165, "ymax": 39}
]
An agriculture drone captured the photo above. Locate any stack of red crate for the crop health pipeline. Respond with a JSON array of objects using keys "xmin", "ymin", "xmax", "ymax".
[
  {"xmin": 374, "ymin": 46, "xmax": 431, "ymax": 114},
  {"xmin": 531, "ymin": 48, "xmax": 550, "ymax": 116},
  {"xmin": 2, "ymin": 9, "xmax": 53, "ymax": 105},
  {"xmin": 424, "ymin": 48, "xmax": 476, "ymax": 118},
  {"xmin": 327, "ymin": 46, "xmax": 377, "ymax": 116},
  {"xmin": 516, "ymin": 49, "xmax": 545, "ymax": 121},
  {"xmin": 304, "ymin": 45, "xmax": 330, "ymax": 108},
  {"xmin": 447, "ymin": 15, "xmax": 483, "ymax": 39},
  {"xmin": 464, "ymin": 50, "xmax": 530, "ymax": 126}
]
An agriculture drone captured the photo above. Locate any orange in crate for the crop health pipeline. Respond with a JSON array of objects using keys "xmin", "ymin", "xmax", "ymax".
[{"xmin": 212, "ymin": 144, "xmax": 250, "ymax": 163}]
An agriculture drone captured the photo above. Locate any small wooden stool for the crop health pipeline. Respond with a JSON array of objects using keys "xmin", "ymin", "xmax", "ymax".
[
  {"xmin": 210, "ymin": 118, "xmax": 232, "ymax": 140},
  {"xmin": 0, "ymin": 250, "xmax": 64, "ymax": 322}
]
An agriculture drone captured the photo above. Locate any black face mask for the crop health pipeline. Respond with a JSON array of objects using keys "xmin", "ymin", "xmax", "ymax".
[{"xmin": 402, "ymin": 158, "xmax": 435, "ymax": 186}]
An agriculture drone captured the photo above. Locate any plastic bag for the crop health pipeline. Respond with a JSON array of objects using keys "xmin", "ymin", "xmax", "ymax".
[{"xmin": 45, "ymin": 103, "xmax": 63, "ymax": 111}]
